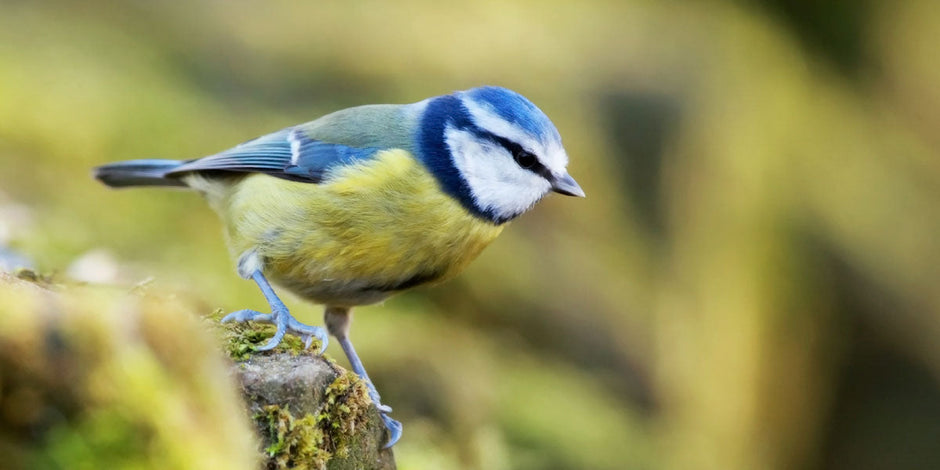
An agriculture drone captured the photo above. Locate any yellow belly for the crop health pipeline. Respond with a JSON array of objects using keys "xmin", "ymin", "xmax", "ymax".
[{"xmin": 210, "ymin": 149, "xmax": 503, "ymax": 306}]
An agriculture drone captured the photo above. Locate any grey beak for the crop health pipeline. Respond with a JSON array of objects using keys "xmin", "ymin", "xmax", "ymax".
[{"xmin": 551, "ymin": 172, "xmax": 585, "ymax": 197}]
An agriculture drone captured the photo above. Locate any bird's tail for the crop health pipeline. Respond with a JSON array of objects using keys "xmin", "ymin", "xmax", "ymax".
[{"xmin": 93, "ymin": 159, "xmax": 188, "ymax": 188}]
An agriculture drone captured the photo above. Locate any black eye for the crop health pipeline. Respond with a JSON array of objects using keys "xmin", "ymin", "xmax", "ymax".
[{"xmin": 513, "ymin": 149, "xmax": 537, "ymax": 169}]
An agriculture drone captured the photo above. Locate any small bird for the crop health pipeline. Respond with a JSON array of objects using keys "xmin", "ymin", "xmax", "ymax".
[{"xmin": 94, "ymin": 86, "xmax": 583, "ymax": 447}]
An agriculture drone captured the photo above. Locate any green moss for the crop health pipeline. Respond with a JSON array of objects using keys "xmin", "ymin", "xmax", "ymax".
[
  {"xmin": 256, "ymin": 372, "xmax": 374, "ymax": 470},
  {"xmin": 258, "ymin": 405, "xmax": 330, "ymax": 470},
  {"xmin": 319, "ymin": 370, "xmax": 373, "ymax": 461},
  {"xmin": 206, "ymin": 308, "xmax": 323, "ymax": 361}
]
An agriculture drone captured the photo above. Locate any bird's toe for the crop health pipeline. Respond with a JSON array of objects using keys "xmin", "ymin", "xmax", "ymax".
[{"xmin": 381, "ymin": 414, "xmax": 403, "ymax": 448}]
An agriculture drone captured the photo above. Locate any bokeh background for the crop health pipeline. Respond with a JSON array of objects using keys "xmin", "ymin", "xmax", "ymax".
[{"xmin": 2, "ymin": 0, "xmax": 939, "ymax": 469}]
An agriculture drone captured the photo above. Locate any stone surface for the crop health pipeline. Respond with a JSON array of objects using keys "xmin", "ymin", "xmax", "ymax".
[{"xmin": 233, "ymin": 352, "xmax": 397, "ymax": 470}]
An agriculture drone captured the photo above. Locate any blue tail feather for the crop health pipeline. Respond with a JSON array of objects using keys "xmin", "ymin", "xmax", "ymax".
[{"xmin": 93, "ymin": 159, "xmax": 187, "ymax": 188}]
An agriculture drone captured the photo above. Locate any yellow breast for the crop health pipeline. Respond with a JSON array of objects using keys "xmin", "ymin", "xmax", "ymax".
[{"xmin": 213, "ymin": 149, "xmax": 504, "ymax": 306}]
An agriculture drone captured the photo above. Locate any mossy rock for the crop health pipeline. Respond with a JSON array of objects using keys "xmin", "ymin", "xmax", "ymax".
[
  {"xmin": 230, "ymin": 341, "xmax": 396, "ymax": 469},
  {"xmin": 0, "ymin": 272, "xmax": 259, "ymax": 469},
  {"xmin": 0, "ymin": 272, "xmax": 396, "ymax": 470},
  {"xmin": 207, "ymin": 297, "xmax": 396, "ymax": 469}
]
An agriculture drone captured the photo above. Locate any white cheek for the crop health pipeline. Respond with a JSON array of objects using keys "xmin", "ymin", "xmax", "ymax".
[{"xmin": 445, "ymin": 127, "xmax": 551, "ymax": 220}]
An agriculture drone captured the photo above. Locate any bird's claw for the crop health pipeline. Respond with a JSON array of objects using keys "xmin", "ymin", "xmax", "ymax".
[
  {"xmin": 221, "ymin": 309, "xmax": 273, "ymax": 324},
  {"xmin": 285, "ymin": 315, "xmax": 329, "ymax": 353},
  {"xmin": 361, "ymin": 381, "xmax": 400, "ymax": 446},
  {"xmin": 221, "ymin": 308, "xmax": 329, "ymax": 354},
  {"xmin": 380, "ymin": 414, "xmax": 403, "ymax": 448},
  {"xmin": 255, "ymin": 327, "xmax": 287, "ymax": 352},
  {"xmin": 301, "ymin": 334, "xmax": 314, "ymax": 350}
]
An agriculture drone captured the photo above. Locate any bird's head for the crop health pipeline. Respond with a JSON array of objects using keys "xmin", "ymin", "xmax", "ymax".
[{"xmin": 417, "ymin": 86, "xmax": 584, "ymax": 224}]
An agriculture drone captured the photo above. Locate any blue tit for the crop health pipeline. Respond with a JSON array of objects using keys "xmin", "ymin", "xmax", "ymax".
[{"xmin": 94, "ymin": 86, "xmax": 584, "ymax": 447}]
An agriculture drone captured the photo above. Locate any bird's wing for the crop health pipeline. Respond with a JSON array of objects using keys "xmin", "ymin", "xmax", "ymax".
[{"xmin": 167, "ymin": 128, "xmax": 382, "ymax": 184}]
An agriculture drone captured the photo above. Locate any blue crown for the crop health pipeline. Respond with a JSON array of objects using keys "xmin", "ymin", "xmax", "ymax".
[{"xmin": 460, "ymin": 86, "xmax": 561, "ymax": 145}]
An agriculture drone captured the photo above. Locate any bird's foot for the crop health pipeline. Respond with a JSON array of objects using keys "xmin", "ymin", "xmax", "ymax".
[
  {"xmin": 221, "ymin": 308, "xmax": 329, "ymax": 353},
  {"xmin": 380, "ymin": 413, "xmax": 403, "ymax": 448},
  {"xmin": 359, "ymin": 379, "xmax": 402, "ymax": 447}
]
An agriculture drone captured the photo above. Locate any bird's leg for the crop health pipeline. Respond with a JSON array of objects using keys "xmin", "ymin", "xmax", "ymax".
[
  {"xmin": 221, "ymin": 269, "xmax": 329, "ymax": 353},
  {"xmin": 325, "ymin": 306, "xmax": 402, "ymax": 448}
]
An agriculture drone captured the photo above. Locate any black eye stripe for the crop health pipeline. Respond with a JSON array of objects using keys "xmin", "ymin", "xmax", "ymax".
[{"xmin": 485, "ymin": 133, "xmax": 554, "ymax": 181}]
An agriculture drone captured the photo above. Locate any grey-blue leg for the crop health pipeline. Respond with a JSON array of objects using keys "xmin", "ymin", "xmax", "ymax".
[
  {"xmin": 325, "ymin": 306, "xmax": 402, "ymax": 448},
  {"xmin": 221, "ymin": 270, "xmax": 329, "ymax": 353}
]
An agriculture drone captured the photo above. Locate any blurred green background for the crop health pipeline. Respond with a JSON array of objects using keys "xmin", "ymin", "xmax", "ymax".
[{"xmin": 1, "ymin": 0, "xmax": 939, "ymax": 469}]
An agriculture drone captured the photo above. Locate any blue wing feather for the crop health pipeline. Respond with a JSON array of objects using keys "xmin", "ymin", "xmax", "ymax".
[{"xmin": 167, "ymin": 128, "xmax": 381, "ymax": 183}]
